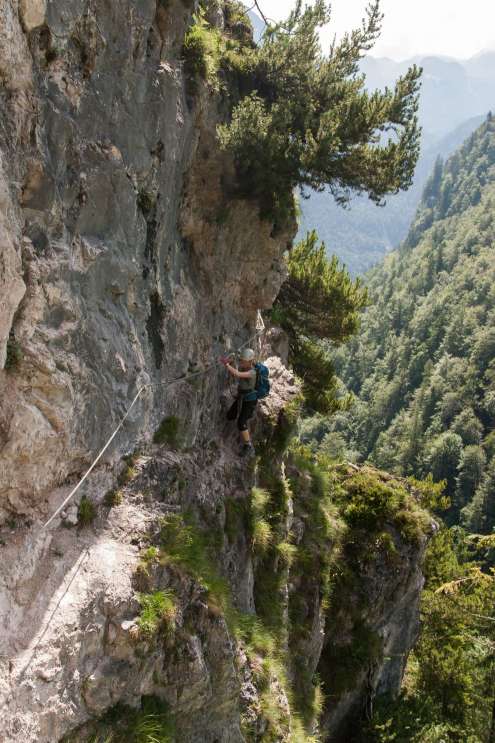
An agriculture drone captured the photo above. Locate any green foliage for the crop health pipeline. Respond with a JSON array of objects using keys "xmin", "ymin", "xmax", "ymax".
[
  {"xmin": 218, "ymin": 1, "xmax": 421, "ymax": 224},
  {"xmin": 267, "ymin": 395, "xmax": 304, "ymax": 456},
  {"xmin": 104, "ymin": 489, "xmax": 123, "ymax": 508},
  {"xmin": 159, "ymin": 512, "xmax": 231, "ymax": 617},
  {"xmin": 152, "ymin": 499, "xmax": 308, "ymax": 741},
  {"xmin": 278, "ymin": 232, "xmax": 369, "ymax": 342},
  {"xmin": 250, "ymin": 487, "xmax": 273, "ymax": 554},
  {"xmin": 136, "ymin": 545, "xmax": 161, "ymax": 581},
  {"xmin": 405, "ymin": 116, "xmax": 495, "ymax": 249},
  {"xmin": 334, "ymin": 117, "xmax": 495, "ymax": 743},
  {"xmin": 276, "ymin": 540, "xmax": 297, "ymax": 567},
  {"xmin": 75, "ymin": 696, "xmax": 175, "ymax": 743},
  {"xmin": 182, "ymin": 9, "xmax": 222, "ymax": 89},
  {"xmin": 252, "ymin": 518, "xmax": 272, "ymax": 552},
  {"xmin": 275, "ymin": 231, "xmax": 368, "ymax": 414},
  {"xmin": 153, "ymin": 416, "xmax": 182, "ymax": 449},
  {"xmin": 137, "ymin": 590, "xmax": 177, "ymax": 638},
  {"xmin": 5, "ymin": 332, "xmax": 22, "ymax": 371},
  {"xmin": 77, "ymin": 496, "xmax": 96, "ymax": 526},
  {"xmin": 250, "ymin": 476, "xmax": 293, "ymax": 639},
  {"xmin": 406, "ymin": 473, "xmax": 449, "ymax": 512},
  {"xmin": 223, "ymin": 0, "xmax": 254, "ymax": 43},
  {"xmin": 337, "ymin": 468, "xmax": 430, "ymax": 546}
]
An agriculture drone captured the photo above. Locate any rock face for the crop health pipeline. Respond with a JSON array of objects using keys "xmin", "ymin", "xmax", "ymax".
[
  {"xmin": 0, "ymin": 0, "xmax": 292, "ymax": 525},
  {"xmin": 0, "ymin": 2, "xmax": 430, "ymax": 741}
]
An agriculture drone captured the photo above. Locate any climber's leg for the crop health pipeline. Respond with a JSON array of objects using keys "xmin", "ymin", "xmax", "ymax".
[
  {"xmin": 238, "ymin": 400, "xmax": 256, "ymax": 456},
  {"xmin": 226, "ymin": 398, "xmax": 239, "ymax": 421}
]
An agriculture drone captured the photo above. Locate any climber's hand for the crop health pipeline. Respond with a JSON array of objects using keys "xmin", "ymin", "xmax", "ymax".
[{"xmin": 219, "ymin": 355, "xmax": 230, "ymax": 367}]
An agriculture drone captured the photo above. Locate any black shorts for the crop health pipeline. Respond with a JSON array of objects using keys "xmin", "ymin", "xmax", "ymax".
[{"xmin": 227, "ymin": 397, "xmax": 257, "ymax": 431}]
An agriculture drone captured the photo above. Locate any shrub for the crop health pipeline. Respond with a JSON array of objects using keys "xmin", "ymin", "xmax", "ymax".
[
  {"xmin": 78, "ymin": 496, "xmax": 96, "ymax": 526},
  {"xmin": 182, "ymin": 10, "xmax": 222, "ymax": 90},
  {"xmin": 338, "ymin": 469, "xmax": 429, "ymax": 545},
  {"xmin": 153, "ymin": 416, "xmax": 182, "ymax": 448}
]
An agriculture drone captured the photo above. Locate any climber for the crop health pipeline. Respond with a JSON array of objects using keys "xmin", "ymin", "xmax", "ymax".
[{"xmin": 220, "ymin": 348, "xmax": 270, "ymax": 458}]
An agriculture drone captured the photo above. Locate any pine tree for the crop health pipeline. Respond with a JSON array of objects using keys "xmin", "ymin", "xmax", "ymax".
[
  {"xmin": 219, "ymin": 0, "xmax": 421, "ymax": 224},
  {"xmin": 274, "ymin": 231, "xmax": 368, "ymax": 414}
]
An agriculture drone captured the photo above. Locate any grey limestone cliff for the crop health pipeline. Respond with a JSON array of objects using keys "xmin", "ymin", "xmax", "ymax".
[{"xmin": 0, "ymin": 2, "xmax": 431, "ymax": 741}]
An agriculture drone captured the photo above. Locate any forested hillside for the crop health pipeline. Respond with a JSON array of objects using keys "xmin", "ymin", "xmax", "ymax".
[
  {"xmin": 295, "ymin": 114, "xmax": 495, "ymax": 742},
  {"xmin": 330, "ymin": 114, "xmax": 495, "ymax": 533}
]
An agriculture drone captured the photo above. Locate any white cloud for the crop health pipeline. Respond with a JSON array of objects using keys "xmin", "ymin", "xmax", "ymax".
[{"xmin": 245, "ymin": 0, "xmax": 495, "ymax": 60}]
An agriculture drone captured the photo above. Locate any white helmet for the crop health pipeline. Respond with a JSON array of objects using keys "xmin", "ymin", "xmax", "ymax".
[{"xmin": 240, "ymin": 348, "xmax": 255, "ymax": 361}]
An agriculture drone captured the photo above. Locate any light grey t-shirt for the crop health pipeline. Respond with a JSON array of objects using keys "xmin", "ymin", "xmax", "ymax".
[{"xmin": 238, "ymin": 368, "xmax": 256, "ymax": 395}]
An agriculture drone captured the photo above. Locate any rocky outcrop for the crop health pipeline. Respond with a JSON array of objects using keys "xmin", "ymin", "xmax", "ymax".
[
  {"xmin": 320, "ymin": 523, "xmax": 428, "ymax": 742},
  {"xmin": 0, "ymin": 2, "xmax": 430, "ymax": 741},
  {"xmin": 0, "ymin": 0, "xmax": 293, "ymax": 525}
]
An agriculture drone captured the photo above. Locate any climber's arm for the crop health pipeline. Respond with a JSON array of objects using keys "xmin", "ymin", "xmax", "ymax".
[{"xmin": 225, "ymin": 364, "xmax": 253, "ymax": 379}]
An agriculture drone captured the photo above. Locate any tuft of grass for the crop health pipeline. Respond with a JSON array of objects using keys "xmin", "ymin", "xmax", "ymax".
[
  {"xmin": 276, "ymin": 541, "xmax": 297, "ymax": 567},
  {"xmin": 78, "ymin": 496, "xmax": 96, "ymax": 526},
  {"xmin": 253, "ymin": 519, "xmax": 273, "ymax": 552},
  {"xmin": 69, "ymin": 696, "xmax": 175, "ymax": 743},
  {"xmin": 159, "ymin": 512, "xmax": 232, "ymax": 618},
  {"xmin": 136, "ymin": 546, "xmax": 161, "ymax": 578},
  {"xmin": 142, "ymin": 545, "xmax": 160, "ymax": 562},
  {"xmin": 5, "ymin": 332, "xmax": 22, "ymax": 372},
  {"xmin": 137, "ymin": 590, "xmax": 177, "ymax": 638},
  {"xmin": 123, "ymin": 450, "xmax": 141, "ymax": 467},
  {"xmin": 104, "ymin": 489, "xmax": 123, "ymax": 508},
  {"xmin": 118, "ymin": 465, "xmax": 137, "ymax": 487},
  {"xmin": 153, "ymin": 416, "xmax": 182, "ymax": 448},
  {"xmin": 250, "ymin": 487, "xmax": 273, "ymax": 554}
]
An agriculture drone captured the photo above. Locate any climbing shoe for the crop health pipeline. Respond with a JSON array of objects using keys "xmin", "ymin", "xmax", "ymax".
[{"xmin": 240, "ymin": 443, "xmax": 255, "ymax": 458}]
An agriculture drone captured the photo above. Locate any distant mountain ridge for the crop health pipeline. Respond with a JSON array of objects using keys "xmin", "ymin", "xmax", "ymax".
[
  {"xmin": 298, "ymin": 49, "xmax": 495, "ymax": 274},
  {"xmin": 360, "ymin": 53, "xmax": 495, "ymax": 135}
]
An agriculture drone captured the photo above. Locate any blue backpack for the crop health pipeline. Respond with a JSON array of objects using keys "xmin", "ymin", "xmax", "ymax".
[{"xmin": 254, "ymin": 363, "xmax": 270, "ymax": 400}]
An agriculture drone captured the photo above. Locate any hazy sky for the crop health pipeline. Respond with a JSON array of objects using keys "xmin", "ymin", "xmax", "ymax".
[{"xmin": 245, "ymin": 0, "xmax": 495, "ymax": 60}]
